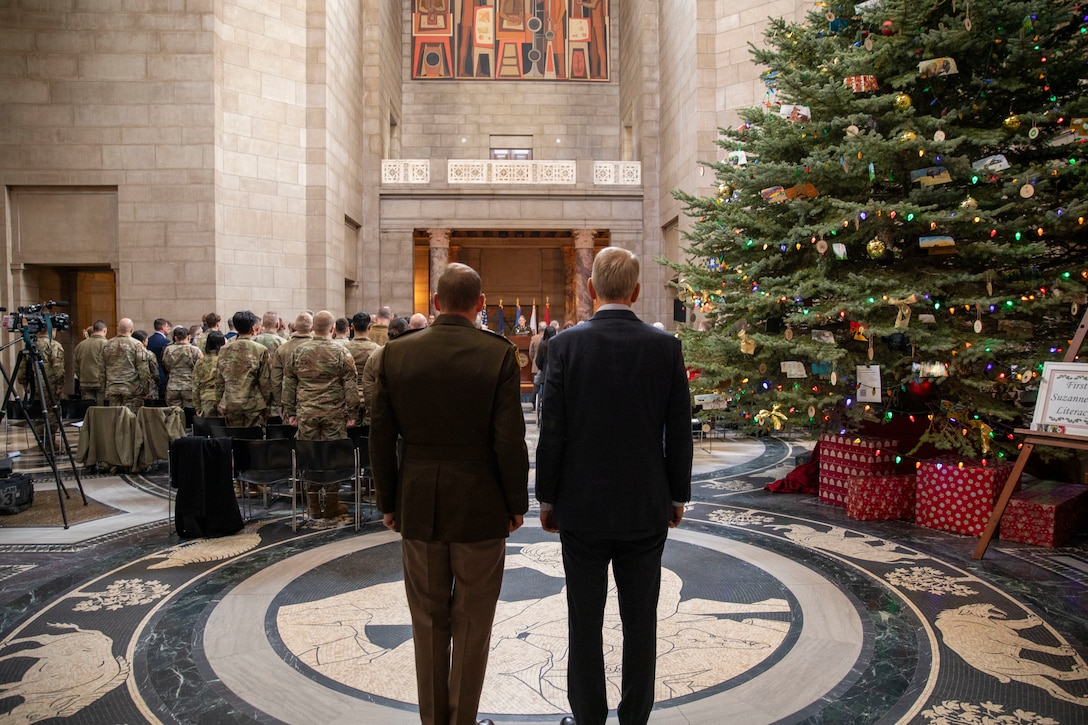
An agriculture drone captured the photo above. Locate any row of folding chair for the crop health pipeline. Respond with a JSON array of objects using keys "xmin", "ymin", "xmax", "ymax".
[{"xmin": 189, "ymin": 418, "xmax": 372, "ymax": 532}]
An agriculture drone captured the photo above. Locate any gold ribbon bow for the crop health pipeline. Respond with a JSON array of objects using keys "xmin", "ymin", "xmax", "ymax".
[
  {"xmin": 756, "ymin": 404, "xmax": 788, "ymax": 431},
  {"xmin": 967, "ymin": 419, "xmax": 993, "ymax": 455}
]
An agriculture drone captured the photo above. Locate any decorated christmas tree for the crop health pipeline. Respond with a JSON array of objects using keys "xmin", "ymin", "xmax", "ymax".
[{"xmin": 669, "ymin": 0, "xmax": 1087, "ymax": 460}]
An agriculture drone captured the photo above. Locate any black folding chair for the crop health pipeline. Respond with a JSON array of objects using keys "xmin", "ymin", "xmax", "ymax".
[
  {"xmin": 235, "ymin": 438, "xmax": 295, "ymax": 513},
  {"xmin": 265, "ymin": 423, "xmax": 298, "ymax": 441},
  {"xmin": 224, "ymin": 425, "xmax": 264, "ymax": 516},
  {"xmin": 192, "ymin": 415, "xmax": 227, "ymax": 438},
  {"xmin": 292, "ymin": 438, "xmax": 361, "ymax": 531},
  {"xmin": 346, "ymin": 427, "xmax": 375, "ymax": 516}
]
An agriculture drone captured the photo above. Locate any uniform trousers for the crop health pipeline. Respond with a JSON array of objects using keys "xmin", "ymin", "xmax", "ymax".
[
  {"xmin": 220, "ymin": 409, "xmax": 265, "ymax": 428},
  {"xmin": 560, "ymin": 529, "xmax": 667, "ymax": 725},
  {"xmin": 401, "ymin": 536, "xmax": 506, "ymax": 725},
  {"xmin": 107, "ymin": 393, "xmax": 144, "ymax": 412},
  {"xmin": 166, "ymin": 389, "xmax": 193, "ymax": 409},
  {"xmin": 296, "ymin": 413, "xmax": 347, "ymax": 441}
]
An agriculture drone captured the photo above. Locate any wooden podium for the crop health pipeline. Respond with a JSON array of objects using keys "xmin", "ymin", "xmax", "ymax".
[
  {"xmin": 973, "ymin": 308, "xmax": 1088, "ymax": 559},
  {"xmin": 509, "ymin": 334, "xmax": 534, "ymax": 395}
]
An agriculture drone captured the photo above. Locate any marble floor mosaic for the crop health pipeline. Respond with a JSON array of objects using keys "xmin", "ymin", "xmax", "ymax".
[{"xmin": 1, "ymin": 411, "xmax": 1087, "ymax": 724}]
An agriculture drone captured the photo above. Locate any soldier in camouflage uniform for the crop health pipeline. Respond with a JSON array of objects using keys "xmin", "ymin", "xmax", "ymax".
[
  {"xmin": 252, "ymin": 311, "xmax": 283, "ymax": 354},
  {"xmin": 215, "ymin": 311, "xmax": 273, "ymax": 427},
  {"xmin": 99, "ymin": 318, "xmax": 153, "ymax": 412},
  {"xmin": 283, "ymin": 310, "xmax": 359, "ymax": 441},
  {"xmin": 18, "ymin": 327, "xmax": 66, "ymax": 446},
  {"xmin": 162, "ymin": 326, "xmax": 203, "ymax": 408},
  {"xmin": 344, "ymin": 312, "xmax": 380, "ymax": 426},
  {"xmin": 74, "ymin": 319, "xmax": 108, "ymax": 405},
  {"xmin": 192, "ymin": 311, "xmax": 221, "ymax": 354},
  {"xmin": 271, "ymin": 311, "xmax": 313, "ymax": 415},
  {"xmin": 131, "ymin": 330, "xmax": 160, "ymax": 401},
  {"xmin": 192, "ymin": 331, "xmax": 226, "ymax": 417}
]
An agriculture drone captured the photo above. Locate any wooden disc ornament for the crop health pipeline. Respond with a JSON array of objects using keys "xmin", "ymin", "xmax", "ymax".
[
  {"xmin": 808, "ymin": 405, "xmax": 816, "ymax": 418},
  {"xmin": 1029, "ymin": 126, "xmax": 1040, "ymax": 140},
  {"xmin": 864, "ymin": 36, "xmax": 874, "ymax": 51},
  {"xmin": 934, "ymin": 129, "xmax": 946, "ymax": 141},
  {"xmin": 785, "ymin": 324, "xmax": 794, "ymax": 341},
  {"xmin": 974, "ymin": 320, "xmax": 983, "ymax": 333},
  {"xmin": 1020, "ymin": 184, "xmax": 1035, "ymax": 198},
  {"xmin": 759, "ymin": 363, "xmax": 768, "ymax": 374},
  {"xmin": 846, "ymin": 124, "xmax": 860, "ymax": 136},
  {"xmin": 816, "ymin": 239, "xmax": 829, "ymax": 254},
  {"xmin": 830, "ymin": 371, "xmax": 838, "ymax": 385}
]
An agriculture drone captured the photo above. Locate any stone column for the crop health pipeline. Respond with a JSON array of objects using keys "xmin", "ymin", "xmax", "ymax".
[
  {"xmin": 572, "ymin": 229, "xmax": 596, "ymax": 321},
  {"xmin": 427, "ymin": 228, "xmax": 451, "ymax": 315}
]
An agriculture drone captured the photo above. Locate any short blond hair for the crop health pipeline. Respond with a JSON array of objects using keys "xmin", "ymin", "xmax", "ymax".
[
  {"xmin": 591, "ymin": 247, "xmax": 640, "ymax": 302},
  {"xmin": 313, "ymin": 310, "xmax": 334, "ymax": 334}
]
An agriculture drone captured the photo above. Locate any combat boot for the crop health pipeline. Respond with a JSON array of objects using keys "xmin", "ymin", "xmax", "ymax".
[
  {"xmin": 318, "ymin": 484, "xmax": 348, "ymax": 518},
  {"xmin": 306, "ymin": 490, "xmax": 323, "ymax": 518}
]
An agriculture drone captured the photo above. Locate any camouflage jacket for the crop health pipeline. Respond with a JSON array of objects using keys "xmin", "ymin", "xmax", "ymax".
[
  {"xmin": 252, "ymin": 331, "xmax": 283, "ymax": 354},
  {"xmin": 282, "ymin": 338, "xmax": 359, "ymax": 419},
  {"xmin": 343, "ymin": 338, "xmax": 380, "ymax": 390},
  {"xmin": 19, "ymin": 336, "xmax": 65, "ymax": 397},
  {"xmin": 73, "ymin": 334, "xmax": 107, "ymax": 389},
  {"xmin": 163, "ymin": 342, "xmax": 204, "ymax": 391},
  {"xmin": 270, "ymin": 332, "xmax": 313, "ymax": 407},
  {"xmin": 99, "ymin": 334, "xmax": 153, "ymax": 397},
  {"xmin": 191, "ymin": 352, "xmax": 220, "ymax": 416},
  {"xmin": 215, "ymin": 337, "xmax": 272, "ymax": 415}
]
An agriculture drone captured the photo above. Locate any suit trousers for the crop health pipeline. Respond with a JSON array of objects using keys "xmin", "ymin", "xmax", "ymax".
[
  {"xmin": 560, "ymin": 529, "xmax": 667, "ymax": 725},
  {"xmin": 401, "ymin": 537, "xmax": 506, "ymax": 725}
]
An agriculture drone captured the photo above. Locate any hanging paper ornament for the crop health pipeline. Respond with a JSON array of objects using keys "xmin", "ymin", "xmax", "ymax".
[
  {"xmin": 893, "ymin": 92, "xmax": 912, "ymax": 111},
  {"xmin": 960, "ymin": 195, "xmax": 978, "ymax": 210},
  {"xmin": 867, "ymin": 238, "xmax": 887, "ymax": 258},
  {"xmin": 1003, "ymin": 113, "xmax": 1021, "ymax": 130},
  {"xmin": 844, "ymin": 75, "xmax": 879, "ymax": 92}
]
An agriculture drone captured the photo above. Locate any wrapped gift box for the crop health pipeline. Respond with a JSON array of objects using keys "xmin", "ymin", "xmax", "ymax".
[
  {"xmin": 915, "ymin": 459, "xmax": 1015, "ymax": 536},
  {"xmin": 1000, "ymin": 481, "xmax": 1088, "ymax": 547},
  {"xmin": 847, "ymin": 474, "xmax": 916, "ymax": 521},
  {"xmin": 818, "ymin": 433, "xmax": 897, "ymax": 507}
]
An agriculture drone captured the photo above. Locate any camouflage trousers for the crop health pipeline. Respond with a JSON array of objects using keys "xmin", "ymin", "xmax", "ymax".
[
  {"xmin": 107, "ymin": 393, "xmax": 144, "ymax": 413},
  {"xmin": 222, "ymin": 409, "xmax": 266, "ymax": 428},
  {"xmin": 80, "ymin": 387, "xmax": 103, "ymax": 406},
  {"xmin": 166, "ymin": 389, "xmax": 194, "ymax": 409},
  {"xmin": 296, "ymin": 414, "xmax": 348, "ymax": 441}
]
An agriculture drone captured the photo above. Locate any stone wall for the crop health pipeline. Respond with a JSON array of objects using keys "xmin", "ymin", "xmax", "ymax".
[{"xmin": 0, "ymin": 0, "xmax": 216, "ymax": 329}]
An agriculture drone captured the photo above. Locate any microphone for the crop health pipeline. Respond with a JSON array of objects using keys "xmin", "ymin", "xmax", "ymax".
[{"xmin": 48, "ymin": 300, "xmax": 70, "ymax": 307}]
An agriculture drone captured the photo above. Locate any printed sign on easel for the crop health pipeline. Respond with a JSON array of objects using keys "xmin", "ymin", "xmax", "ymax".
[{"xmin": 1029, "ymin": 362, "xmax": 1088, "ymax": 437}]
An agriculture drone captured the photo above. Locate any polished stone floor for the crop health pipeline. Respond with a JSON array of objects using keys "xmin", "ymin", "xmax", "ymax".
[{"xmin": 1, "ymin": 409, "xmax": 1088, "ymax": 724}]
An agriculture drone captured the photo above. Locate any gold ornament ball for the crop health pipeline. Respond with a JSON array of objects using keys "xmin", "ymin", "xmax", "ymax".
[
  {"xmin": 893, "ymin": 92, "xmax": 912, "ymax": 111},
  {"xmin": 899, "ymin": 130, "xmax": 917, "ymax": 142},
  {"xmin": 867, "ymin": 238, "xmax": 886, "ymax": 258},
  {"xmin": 960, "ymin": 195, "xmax": 978, "ymax": 210},
  {"xmin": 1003, "ymin": 113, "xmax": 1021, "ymax": 130}
]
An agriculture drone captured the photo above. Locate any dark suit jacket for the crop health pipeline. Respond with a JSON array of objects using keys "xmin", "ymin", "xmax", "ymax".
[
  {"xmin": 148, "ymin": 331, "xmax": 170, "ymax": 393},
  {"xmin": 370, "ymin": 314, "xmax": 529, "ymax": 542},
  {"xmin": 535, "ymin": 308, "xmax": 693, "ymax": 534}
]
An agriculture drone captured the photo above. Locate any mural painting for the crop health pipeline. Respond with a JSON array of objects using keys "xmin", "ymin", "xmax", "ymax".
[{"xmin": 412, "ymin": 0, "xmax": 609, "ymax": 81}]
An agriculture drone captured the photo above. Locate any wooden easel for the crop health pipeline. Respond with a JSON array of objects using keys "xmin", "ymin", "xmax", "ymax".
[{"xmin": 973, "ymin": 306, "xmax": 1088, "ymax": 559}]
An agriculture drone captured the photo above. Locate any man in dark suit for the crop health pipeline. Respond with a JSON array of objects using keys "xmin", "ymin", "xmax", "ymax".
[
  {"xmin": 147, "ymin": 318, "xmax": 171, "ymax": 400},
  {"xmin": 536, "ymin": 247, "xmax": 693, "ymax": 725},
  {"xmin": 370, "ymin": 262, "xmax": 529, "ymax": 725}
]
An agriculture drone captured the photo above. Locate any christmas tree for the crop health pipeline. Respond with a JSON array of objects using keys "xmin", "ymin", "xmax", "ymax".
[{"xmin": 669, "ymin": 0, "xmax": 1087, "ymax": 459}]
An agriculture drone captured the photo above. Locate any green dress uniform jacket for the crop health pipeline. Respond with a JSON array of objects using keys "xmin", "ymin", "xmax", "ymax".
[{"xmin": 369, "ymin": 314, "xmax": 529, "ymax": 543}]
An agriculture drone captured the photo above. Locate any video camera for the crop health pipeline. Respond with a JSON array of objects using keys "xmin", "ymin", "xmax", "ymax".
[{"xmin": 3, "ymin": 301, "xmax": 71, "ymax": 336}]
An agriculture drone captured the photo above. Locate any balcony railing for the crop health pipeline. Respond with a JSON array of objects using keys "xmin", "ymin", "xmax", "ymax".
[{"xmin": 381, "ymin": 159, "xmax": 641, "ymax": 187}]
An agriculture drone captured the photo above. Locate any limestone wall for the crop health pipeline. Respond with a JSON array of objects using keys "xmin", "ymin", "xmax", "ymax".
[{"xmin": 0, "ymin": 0, "xmax": 216, "ymax": 330}]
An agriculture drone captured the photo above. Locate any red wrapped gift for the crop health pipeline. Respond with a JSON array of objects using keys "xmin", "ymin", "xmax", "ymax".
[
  {"xmin": 1000, "ymin": 481, "xmax": 1088, "ymax": 547},
  {"xmin": 847, "ymin": 474, "xmax": 916, "ymax": 521},
  {"xmin": 818, "ymin": 433, "xmax": 897, "ymax": 507},
  {"xmin": 915, "ymin": 459, "xmax": 1015, "ymax": 536}
]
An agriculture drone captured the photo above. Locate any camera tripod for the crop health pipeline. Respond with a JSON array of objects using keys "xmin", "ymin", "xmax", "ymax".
[{"xmin": 0, "ymin": 327, "xmax": 86, "ymax": 529}]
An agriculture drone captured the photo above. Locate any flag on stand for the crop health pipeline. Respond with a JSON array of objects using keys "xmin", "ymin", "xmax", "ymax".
[
  {"xmin": 529, "ymin": 301, "xmax": 537, "ymax": 332},
  {"xmin": 480, "ymin": 304, "xmax": 488, "ymax": 330},
  {"xmin": 544, "ymin": 298, "xmax": 551, "ymax": 326},
  {"xmin": 496, "ymin": 300, "xmax": 505, "ymax": 335},
  {"xmin": 514, "ymin": 299, "xmax": 522, "ymax": 328}
]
